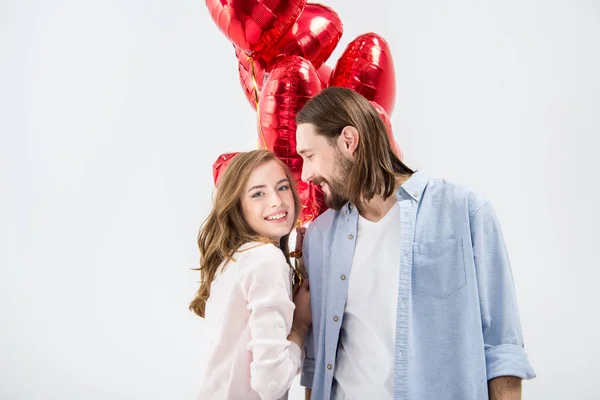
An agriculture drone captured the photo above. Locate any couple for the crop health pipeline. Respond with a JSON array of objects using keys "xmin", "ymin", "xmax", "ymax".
[{"xmin": 191, "ymin": 87, "xmax": 535, "ymax": 400}]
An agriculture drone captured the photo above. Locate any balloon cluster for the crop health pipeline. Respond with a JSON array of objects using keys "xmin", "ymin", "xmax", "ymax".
[{"xmin": 206, "ymin": 0, "xmax": 402, "ymax": 224}]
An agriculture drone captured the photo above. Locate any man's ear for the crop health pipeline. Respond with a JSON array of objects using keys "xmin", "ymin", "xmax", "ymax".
[{"xmin": 338, "ymin": 126, "xmax": 359, "ymax": 156}]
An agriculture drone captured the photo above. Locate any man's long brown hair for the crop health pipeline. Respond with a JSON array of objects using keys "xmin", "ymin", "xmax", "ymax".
[
  {"xmin": 296, "ymin": 87, "xmax": 414, "ymax": 205},
  {"xmin": 189, "ymin": 150, "xmax": 301, "ymax": 318}
]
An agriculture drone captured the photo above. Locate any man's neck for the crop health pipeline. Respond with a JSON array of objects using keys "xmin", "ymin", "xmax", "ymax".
[{"xmin": 356, "ymin": 175, "xmax": 410, "ymax": 222}]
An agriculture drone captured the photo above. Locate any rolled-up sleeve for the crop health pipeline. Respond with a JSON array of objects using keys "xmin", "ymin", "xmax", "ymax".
[
  {"xmin": 240, "ymin": 246, "xmax": 302, "ymax": 399},
  {"xmin": 470, "ymin": 201, "xmax": 536, "ymax": 381}
]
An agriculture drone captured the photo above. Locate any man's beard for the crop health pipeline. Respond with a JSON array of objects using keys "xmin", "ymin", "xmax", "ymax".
[{"xmin": 317, "ymin": 149, "xmax": 353, "ymax": 211}]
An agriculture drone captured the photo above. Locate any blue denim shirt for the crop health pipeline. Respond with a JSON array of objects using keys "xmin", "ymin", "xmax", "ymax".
[{"xmin": 301, "ymin": 171, "xmax": 535, "ymax": 400}]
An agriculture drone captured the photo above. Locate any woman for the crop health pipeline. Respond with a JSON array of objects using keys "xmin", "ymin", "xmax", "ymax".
[{"xmin": 190, "ymin": 150, "xmax": 311, "ymax": 400}]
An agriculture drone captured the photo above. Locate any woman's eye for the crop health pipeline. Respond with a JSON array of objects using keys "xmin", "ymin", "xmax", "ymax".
[
  {"xmin": 251, "ymin": 192, "xmax": 263, "ymax": 198},
  {"xmin": 278, "ymin": 185, "xmax": 290, "ymax": 191}
]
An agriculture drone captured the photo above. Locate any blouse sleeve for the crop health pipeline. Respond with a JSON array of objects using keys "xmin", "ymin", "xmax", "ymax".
[{"xmin": 239, "ymin": 244, "xmax": 302, "ymax": 400}]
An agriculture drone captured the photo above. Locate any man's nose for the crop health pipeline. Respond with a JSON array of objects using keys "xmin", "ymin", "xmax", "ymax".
[{"xmin": 301, "ymin": 163, "xmax": 313, "ymax": 183}]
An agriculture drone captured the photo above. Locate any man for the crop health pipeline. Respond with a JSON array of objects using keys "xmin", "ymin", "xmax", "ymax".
[{"xmin": 295, "ymin": 87, "xmax": 535, "ymax": 400}]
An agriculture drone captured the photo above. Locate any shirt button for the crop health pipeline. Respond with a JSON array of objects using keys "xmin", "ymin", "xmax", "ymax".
[
  {"xmin": 400, "ymin": 298, "xmax": 407, "ymax": 308},
  {"xmin": 340, "ymin": 275, "xmax": 346, "ymax": 280},
  {"xmin": 333, "ymin": 316, "xmax": 339, "ymax": 322},
  {"xmin": 327, "ymin": 364, "xmax": 333, "ymax": 370},
  {"xmin": 414, "ymin": 192, "xmax": 419, "ymax": 198},
  {"xmin": 399, "ymin": 350, "xmax": 404, "ymax": 357},
  {"xmin": 348, "ymin": 234, "xmax": 354, "ymax": 240}
]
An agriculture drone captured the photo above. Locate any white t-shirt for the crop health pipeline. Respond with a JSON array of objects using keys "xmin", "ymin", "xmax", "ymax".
[
  {"xmin": 196, "ymin": 242, "xmax": 302, "ymax": 400},
  {"xmin": 333, "ymin": 202, "xmax": 402, "ymax": 400}
]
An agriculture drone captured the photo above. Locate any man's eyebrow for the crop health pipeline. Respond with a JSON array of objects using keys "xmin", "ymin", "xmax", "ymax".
[{"xmin": 297, "ymin": 148, "xmax": 313, "ymax": 155}]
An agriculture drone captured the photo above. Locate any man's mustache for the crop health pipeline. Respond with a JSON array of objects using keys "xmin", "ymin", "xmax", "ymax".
[{"xmin": 311, "ymin": 177, "xmax": 326, "ymax": 186}]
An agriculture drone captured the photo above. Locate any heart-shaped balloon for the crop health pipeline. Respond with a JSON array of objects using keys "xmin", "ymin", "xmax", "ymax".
[
  {"xmin": 212, "ymin": 152, "xmax": 239, "ymax": 187},
  {"xmin": 330, "ymin": 32, "xmax": 396, "ymax": 116},
  {"xmin": 235, "ymin": 46, "xmax": 270, "ymax": 109},
  {"xmin": 206, "ymin": 0, "xmax": 306, "ymax": 54},
  {"xmin": 369, "ymin": 101, "xmax": 403, "ymax": 159},
  {"xmin": 259, "ymin": 3, "xmax": 343, "ymax": 69},
  {"xmin": 317, "ymin": 64, "xmax": 333, "ymax": 87},
  {"xmin": 258, "ymin": 55, "xmax": 327, "ymax": 223},
  {"xmin": 235, "ymin": 3, "xmax": 343, "ymax": 109}
]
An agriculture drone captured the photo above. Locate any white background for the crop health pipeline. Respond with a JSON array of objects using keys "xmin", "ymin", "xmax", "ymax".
[{"xmin": 2, "ymin": 0, "xmax": 599, "ymax": 399}]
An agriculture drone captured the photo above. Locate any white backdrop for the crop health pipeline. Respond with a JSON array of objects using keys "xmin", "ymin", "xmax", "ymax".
[{"xmin": 2, "ymin": 0, "xmax": 599, "ymax": 399}]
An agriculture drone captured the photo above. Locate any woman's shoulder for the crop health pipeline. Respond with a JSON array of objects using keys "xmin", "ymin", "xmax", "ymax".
[
  {"xmin": 236, "ymin": 241, "xmax": 285, "ymax": 262},
  {"xmin": 234, "ymin": 241, "xmax": 288, "ymax": 274}
]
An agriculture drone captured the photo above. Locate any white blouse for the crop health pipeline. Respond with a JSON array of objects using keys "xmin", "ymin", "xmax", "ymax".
[{"xmin": 195, "ymin": 242, "xmax": 302, "ymax": 400}]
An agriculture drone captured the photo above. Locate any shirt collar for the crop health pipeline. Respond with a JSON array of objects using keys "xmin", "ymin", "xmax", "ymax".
[
  {"xmin": 397, "ymin": 169, "xmax": 430, "ymax": 201},
  {"xmin": 343, "ymin": 201, "xmax": 353, "ymax": 217},
  {"xmin": 342, "ymin": 170, "xmax": 430, "ymax": 217}
]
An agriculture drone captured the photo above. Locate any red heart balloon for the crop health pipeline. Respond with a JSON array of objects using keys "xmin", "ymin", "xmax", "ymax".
[
  {"xmin": 369, "ymin": 101, "xmax": 402, "ymax": 159},
  {"xmin": 259, "ymin": 3, "xmax": 343, "ymax": 69},
  {"xmin": 330, "ymin": 33, "xmax": 396, "ymax": 116},
  {"xmin": 235, "ymin": 46, "xmax": 270, "ymax": 109},
  {"xmin": 257, "ymin": 55, "xmax": 327, "ymax": 224},
  {"xmin": 212, "ymin": 152, "xmax": 239, "ymax": 186},
  {"xmin": 317, "ymin": 64, "xmax": 333, "ymax": 87},
  {"xmin": 235, "ymin": 3, "xmax": 343, "ymax": 109},
  {"xmin": 206, "ymin": 0, "xmax": 306, "ymax": 54}
]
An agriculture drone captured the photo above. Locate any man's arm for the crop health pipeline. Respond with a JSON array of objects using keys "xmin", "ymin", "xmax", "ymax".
[
  {"xmin": 488, "ymin": 376, "xmax": 522, "ymax": 400},
  {"xmin": 470, "ymin": 200, "xmax": 535, "ymax": 383}
]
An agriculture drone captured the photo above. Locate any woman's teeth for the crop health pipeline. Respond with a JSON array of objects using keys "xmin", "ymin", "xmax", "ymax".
[{"xmin": 266, "ymin": 212, "xmax": 287, "ymax": 221}]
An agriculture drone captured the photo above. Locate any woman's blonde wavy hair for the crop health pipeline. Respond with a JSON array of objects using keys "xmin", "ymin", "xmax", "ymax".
[{"xmin": 189, "ymin": 149, "xmax": 301, "ymax": 318}]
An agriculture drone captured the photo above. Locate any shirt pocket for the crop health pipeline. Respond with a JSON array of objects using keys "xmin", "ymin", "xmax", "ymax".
[{"xmin": 413, "ymin": 238, "xmax": 467, "ymax": 299}]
